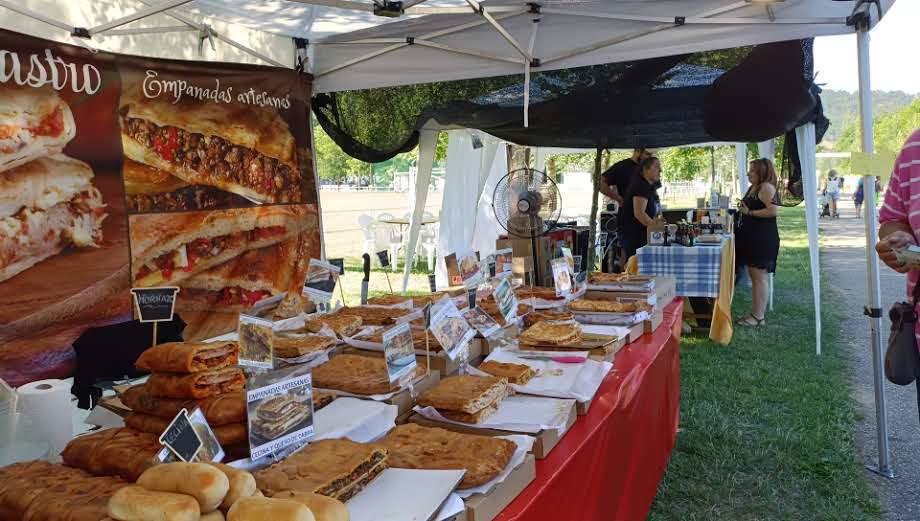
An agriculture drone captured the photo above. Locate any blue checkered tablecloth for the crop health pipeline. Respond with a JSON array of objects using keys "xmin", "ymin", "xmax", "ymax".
[{"xmin": 637, "ymin": 240, "xmax": 727, "ymax": 298}]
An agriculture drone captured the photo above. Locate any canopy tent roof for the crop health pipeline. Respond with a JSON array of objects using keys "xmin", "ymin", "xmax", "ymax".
[{"xmin": 0, "ymin": 1, "xmax": 895, "ymax": 94}]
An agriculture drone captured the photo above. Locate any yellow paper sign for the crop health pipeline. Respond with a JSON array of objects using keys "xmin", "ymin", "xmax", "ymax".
[{"xmin": 851, "ymin": 150, "xmax": 897, "ymax": 182}]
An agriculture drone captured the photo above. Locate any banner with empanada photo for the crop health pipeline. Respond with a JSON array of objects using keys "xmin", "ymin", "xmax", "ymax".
[{"xmin": 0, "ymin": 27, "xmax": 320, "ymax": 385}]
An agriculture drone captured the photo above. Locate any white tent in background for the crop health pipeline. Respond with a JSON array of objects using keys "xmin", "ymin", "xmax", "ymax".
[{"xmin": 0, "ymin": 0, "xmax": 895, "ymax": 476}]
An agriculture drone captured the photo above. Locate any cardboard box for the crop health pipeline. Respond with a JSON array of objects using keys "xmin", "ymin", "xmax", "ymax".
[
  {"xmin": 413, "ymin": 339, "xmax": 483, "ymax": 376},
  {"xmin": 643, "ymin": 307, "xmax": 665, "ymax": 334},
  {"xmin": 462, "ymin": 454, "xmax": 537, "ymax": 521},
  {"xmin": 410, "ymin": 400, "xmax": 576, "ymax": 460},
  {"xmin": 583, "ymin": 276, "xmax": 676, "ymax": 309},
  {"xmin": 497, "ymin": 237, "xmax": 551, "ymax": 286}
]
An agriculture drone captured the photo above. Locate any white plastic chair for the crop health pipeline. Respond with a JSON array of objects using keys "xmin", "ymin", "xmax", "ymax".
[
  {"xmin": 375, "ymin": 212, "xmax": 402, "ymax": 272},
  {"xmin": 357, "ymin": 214, "xmax": 376, "ymax": 256},
  {"xmin": 419, "ymin": 223, "xmax": 439, "ymax": 271}
]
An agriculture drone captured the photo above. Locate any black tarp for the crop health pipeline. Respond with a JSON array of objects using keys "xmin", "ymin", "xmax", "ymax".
[{"xmin": 313, "ymin": 39, "xmax": 827, "ymax": 162}]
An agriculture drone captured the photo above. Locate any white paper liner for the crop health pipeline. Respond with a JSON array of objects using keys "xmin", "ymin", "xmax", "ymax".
[
  {"xmin": 348, "ymin": 468, "xmax": 465, "ymax": 521},
  {"xmin": 469, "ymin": 351, "xmax": 612, "ymax": 402},
  {"xmin": 579, "ymin": 324, "xmax": 632, "ymax": 339},
  {"xmin": 585, "ymin": 281, "xmax": 655, "ymax": 292},
  {"xmin": 572, "ymin": 310, "xmax": 649, "ymax": 326},
  {"xmin": 455, "ymin": 435, "xmax": 535, "ymax": 498},
  {"xmin": 435, "ymin": 494, "xmax": 465, "ymax": 521},
  {"xmin": 313, "ymin": 397, "xmax": 397, "ymax": 443},
  {"xmin": 517, "ymin": 297, "xmax": 568, "ymax": 310},
  {"xmin": 365, "ymin": 300, "xmax": 415, "ymax": 310},
  {"xmin": 414, "ymin": 395, "xmax": 574, "ymax": 434}
]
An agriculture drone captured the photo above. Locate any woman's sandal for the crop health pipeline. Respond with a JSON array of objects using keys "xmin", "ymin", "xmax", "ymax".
[{"xmin": 736, "ymin": 314, "xmax": 766, "ymax": 327}]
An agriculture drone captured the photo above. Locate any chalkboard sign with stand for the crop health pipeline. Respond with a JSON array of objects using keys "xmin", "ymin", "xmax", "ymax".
[
  {"xmin": 131, "ymin": 286, "xmax": 180, "ymax": 349},
  {"xmin": 158, "ymin": 408, "xmax": 203, "ymax": 462}
]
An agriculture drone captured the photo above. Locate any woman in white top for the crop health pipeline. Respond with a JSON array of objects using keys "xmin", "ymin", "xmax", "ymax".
[{"xmin": 823, "ymin": 169, "xmax": 842, "ymax": 219}]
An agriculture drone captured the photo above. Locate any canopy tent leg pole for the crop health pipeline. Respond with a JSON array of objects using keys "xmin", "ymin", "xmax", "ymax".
[
  {"xmin": 857, "ymin": 23, "xmax": 893, "ymax": 479},
  {"xmin": 796, "ymin": 123, "xmax": 821, "ymax": 356},
  {"xmin": 586, "ymin": 149, "xmax": 603, "ymax": 273},
  {"xmin": 736, "ymin": 143, "xmax": 749, "ymax": 195},
  {"xmin": 402, "ymin": 129, "xmax": 438, "ymax": 292}
]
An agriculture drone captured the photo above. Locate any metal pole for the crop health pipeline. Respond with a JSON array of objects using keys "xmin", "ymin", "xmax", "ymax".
[{"xmin": 857, "ymin": 23, "xmax": 893, "ymax": 479}]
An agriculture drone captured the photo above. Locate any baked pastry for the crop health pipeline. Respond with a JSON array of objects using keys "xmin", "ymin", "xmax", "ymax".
[
  {"xmin": 120, "ymin": 85, "xmax": 300, "ymax": 204},
  {"xmin": 136, "ymin": 462, "xmax": 230, "ymax": 512},
  {"xmin": 135, "ymin": 340, "xmax": 239, "ymax": 373},
  {"xmin": 356, "ymin": 327, "xmax": 442, "ymax": 352},
  {"xmin": 478, "ymin": 361, "xmax": 536, "ymax": 385},
  {"xmin": 253, "ymin": 396, "xmax": 310, "ymax": 440},
  {"xmin": 274, "ymin": 332, "xmax": 337, "ymax": 358},
  {"xmin": 522, "ymin": 309, "xmax": 574, "ymax": 328},
  {"xmin": 418, "ymin": 375, "xmax": 508, "ymax": 424},
  {"xmin": 519, "ymin": 321, "xmax": 582, "ymax": 346},
  {"xmin": 145, "ymin": 367, "xmax": 246, "ymax": 399},
  {"xmin": 124, "ymin": 413, "xmax": 248, "ymax": 446},
  {"xmin": 313, "ymin": 390, "xmax": 335, "ymax": 411},
  {"xmin": 303, "ymin": 313, "xmax": 363, "ymax": 338},
  {"xmin": 227, "ymin": 497, "xmax": 314, "ymax": 521},
  {"xmin": 107, "ymin": 485, "xmax": 200, "ymax": 521},
  {"xmin": 0, "ymin": 84, "xmax": 76, "ymax": 172},
  {"xmin": 61, "ymin": 428, "xmax": 162, "ymax": 481},
  {"xmin": 212, "ymin": 463, "xmax": 258, "ymax": 510},
  {"xmin": 477, "ymin": 297, "xmax": 530, "ymax": 326},
  {"xmin": 121, "ymin": 385, "xmax": 246, "ymax": 426},
  {"xmin": 567, "ymin": 299, "xmax": 650, "ymax": 313},
  {"xmin": 514, "ymin": 286, "xmax": 564, "ymax": 301},
  {"xmin": 333, "ymin": 306, "xmax": 411, "ymax": 326},
  {"xmin": 366, "ymin": 294, "xmax": 413, "ymax": 306},
  {"xmin": 379, "ymin": 424, "xmax": 516, "ymax": 488},
  {"xmin": 271, "ymin": 492, "xmax": 348, "ymax": 521},
  {"xmin": 312, "ymin": 354, "xmax": 425, "ymax": 396},
  {"xmin": 254, "ymin": 439, "xmax": 388, "ymax": 501},
  {"xmin": 0, "ymin": 460, "xmax": 126, "ymax": 521}
]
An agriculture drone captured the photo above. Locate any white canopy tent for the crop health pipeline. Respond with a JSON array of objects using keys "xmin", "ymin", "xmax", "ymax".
[{"xmin": 0, "ymin": 0, "xmax": 895, "ymax": 475}]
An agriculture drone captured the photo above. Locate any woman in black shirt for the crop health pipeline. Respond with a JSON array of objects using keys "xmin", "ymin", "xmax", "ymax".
[{"xmin": 620, "ymin": 156, "xmax": 662, "ymax": 260}]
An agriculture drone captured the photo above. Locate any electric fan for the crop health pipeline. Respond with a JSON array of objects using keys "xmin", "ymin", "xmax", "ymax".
[{"xmin": 492, "ymin": 168, "xmax": 562, "ymax": 286}]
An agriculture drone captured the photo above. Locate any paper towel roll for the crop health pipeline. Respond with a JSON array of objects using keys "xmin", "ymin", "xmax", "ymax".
[{"xmin": 17, "ymin": 379, "xmax": 73, "ymax": 457}]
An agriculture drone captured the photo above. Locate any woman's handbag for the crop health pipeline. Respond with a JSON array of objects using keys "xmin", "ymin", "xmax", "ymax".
[{"xmin": 885, "ymin": 282, "xmax": 920, "ymax": 424}]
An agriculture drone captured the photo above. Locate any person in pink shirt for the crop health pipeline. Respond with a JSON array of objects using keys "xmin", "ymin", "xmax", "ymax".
[{"xmin": 876, "ymin": 128, "xmax": 920, "ymax": 345}]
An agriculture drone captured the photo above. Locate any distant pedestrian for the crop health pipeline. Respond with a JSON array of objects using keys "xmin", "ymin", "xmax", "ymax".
[
  {"xmin": 854, "ymin": 176, "xmax": 882, "ymax": 218},
  {"xmin": 823, "ymin": 169, "xmax": 842, "ymax": 219}
]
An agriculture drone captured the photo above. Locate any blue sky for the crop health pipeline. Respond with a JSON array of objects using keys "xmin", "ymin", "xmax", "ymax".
[{"xmin": 814, "ymin": 1, "xmax": 919, "ymax": 94}]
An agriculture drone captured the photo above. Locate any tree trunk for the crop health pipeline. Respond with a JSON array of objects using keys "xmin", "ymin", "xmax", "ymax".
[{"xmin": 586, "ymin": 148, "xmax": 604, "ymax": 273}]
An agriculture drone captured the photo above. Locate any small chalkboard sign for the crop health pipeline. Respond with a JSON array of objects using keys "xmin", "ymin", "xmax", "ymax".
[
  {"xmin": 467, "ymin": 287, "xmax": 477, "ymax": 310},
  {"xmin": 428, "ymin": 274, "xmax": 437, "ymax": 293},
  {"xmin": 131, "ymin": 287, "xmax": 180, "ymax": 323},
  {"xmin": 159, "ymin": 408, "xmax": 203, "ymax": 462},
  {"xmin": 328, "ymin": 258, "xmax": 345, "ymax": 274},
  {"xmin": 423, "ymin": 303, "xmax": 432, "ymax": 328},
  {"xmin": 376, "ymin": 250, "xmax": 390, "ymax": 268}
]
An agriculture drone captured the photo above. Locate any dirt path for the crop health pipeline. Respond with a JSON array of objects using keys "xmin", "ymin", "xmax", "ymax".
[{"xmin": 820, "ymin": 205, "xmax": 920, "ymax": 521}]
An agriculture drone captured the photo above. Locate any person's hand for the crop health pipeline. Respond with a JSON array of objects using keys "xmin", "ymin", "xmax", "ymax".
[
  {"xmin": 739, "ymin": 202, "xmax": 749, "ymax": 216},
  {"xmin": 876, "ymin": 231, "xmax": 917, "ymax": 273}
]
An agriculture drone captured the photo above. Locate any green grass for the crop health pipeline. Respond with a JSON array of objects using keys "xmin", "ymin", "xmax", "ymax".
[{"xmin": 648, "ymin": 207, "xmax": 881, "ymax": 521}]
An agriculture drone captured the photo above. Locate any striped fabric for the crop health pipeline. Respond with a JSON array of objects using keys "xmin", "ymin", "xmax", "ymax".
[
  {"xmin": 878, "ymin": 128, "xmax": 920, "ymax": 348},
  {"xmin": 636, "ymin": 240, "xmax": 727, "ymax": 298}
]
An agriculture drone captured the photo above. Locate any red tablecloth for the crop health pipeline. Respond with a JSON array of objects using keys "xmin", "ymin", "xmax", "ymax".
[{"xmin": 495, "ymin": 299, "xmax": 683, "ymax": 521}]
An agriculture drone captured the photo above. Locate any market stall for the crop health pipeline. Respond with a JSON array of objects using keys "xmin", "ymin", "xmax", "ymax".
[{"xmin": 0, "ymin": 0, "xmax": 903, "ymax": 514}]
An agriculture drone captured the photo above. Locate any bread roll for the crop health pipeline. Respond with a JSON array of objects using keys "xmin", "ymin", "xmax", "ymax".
[
  {"xmin": 273, "ymin": 491, "xmax": 349, "ymax": 521},
  {"xmin": 137, "ymin": 462, "xmax": 230, "ymax": 512},
  {"xmin": 227, "ymin": 497, "xmax": 315, "ymax": 521},
  {"xmin": 213, "ymin": 463, "xmax": 257, "ymax": 510},
  {"xmin": 202, "ymin": 511, "xmax": 226, "ymax": 521},
  {"xmin": 107, "ymin": 485, "xmax": 200, "ymax": 521}
]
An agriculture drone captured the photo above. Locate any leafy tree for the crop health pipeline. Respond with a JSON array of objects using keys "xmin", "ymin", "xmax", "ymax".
[{"xmin": 836, "ymin": 97, "xmax": 920, "ymax": 173}]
